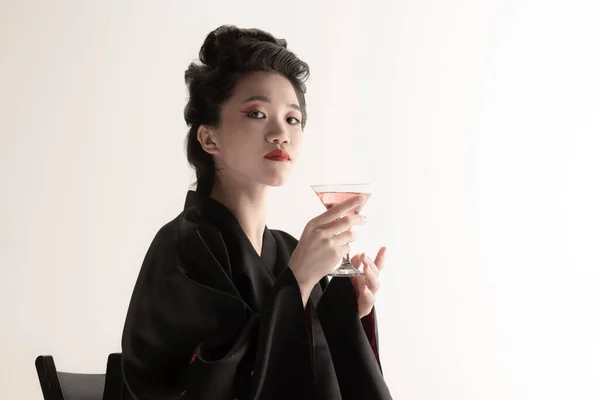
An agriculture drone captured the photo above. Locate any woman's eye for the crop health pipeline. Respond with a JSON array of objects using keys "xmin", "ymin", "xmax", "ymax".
[
  {"xmin": 248, "ymin": 110, "xmax": 266, "ymax": 119},
  {"xmin": 247, "ymin": 111, "xmax": 300, "ymax": 125}
]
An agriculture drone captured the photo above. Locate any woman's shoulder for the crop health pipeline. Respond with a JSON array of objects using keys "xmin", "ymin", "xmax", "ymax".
[
  {"xmin": 149, "ymin": 204, "xmax": 217, "ymax": 256},
  {"xmin": 142, "ymin": 206, "xmax": 231, "ymax": 280}
]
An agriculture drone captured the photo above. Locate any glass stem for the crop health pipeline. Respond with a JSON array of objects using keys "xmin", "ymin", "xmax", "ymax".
[{"xmin": 343, "ymin": 252, "xmax": 351, "ymax": 265}]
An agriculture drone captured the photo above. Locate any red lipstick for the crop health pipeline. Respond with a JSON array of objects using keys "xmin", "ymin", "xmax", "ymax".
[{"xmin": 264, "ymin": 149, "xmax": 291, "ymax": 162}]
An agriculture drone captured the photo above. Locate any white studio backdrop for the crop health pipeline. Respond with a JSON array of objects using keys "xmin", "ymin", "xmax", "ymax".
[{"xmin": 1, "ymin": 0, "xmax": 599, "ymax": 399}]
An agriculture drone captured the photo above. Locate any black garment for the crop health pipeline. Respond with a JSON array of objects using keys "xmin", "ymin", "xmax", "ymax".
[{"xmin": 121, "ymin": 190, "xmax": 392, "ymax": 400}]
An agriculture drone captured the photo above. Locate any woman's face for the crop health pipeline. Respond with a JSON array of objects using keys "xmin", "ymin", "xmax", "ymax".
[{"xmin": 199, "ymin": 71, "xmax": 304, "ymax": 188}]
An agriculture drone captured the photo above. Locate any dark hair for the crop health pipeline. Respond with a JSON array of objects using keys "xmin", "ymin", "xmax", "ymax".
[{"xmin": 183, "ymin": 25, "xmax": 310, "ymax": 195}]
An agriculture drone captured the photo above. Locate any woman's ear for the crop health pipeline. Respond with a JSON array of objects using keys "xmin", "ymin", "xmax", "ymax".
[{"xmin": 197, "ymin": 125, "xmax": 220, "ymax": 155}]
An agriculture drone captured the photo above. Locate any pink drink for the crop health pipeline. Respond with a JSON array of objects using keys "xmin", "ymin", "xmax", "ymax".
[
  {"xmin": 316, "ymin": 191, "xmax": 372, "ymax": 213},
  {"xmin": 311, "ymin": 184, "xmax": 373, "ymax": 276}
]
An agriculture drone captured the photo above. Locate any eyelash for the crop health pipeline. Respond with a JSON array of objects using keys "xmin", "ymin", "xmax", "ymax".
[{"xmin": 247, "ymin": 110, "xmax": 301, "ymax": 126}]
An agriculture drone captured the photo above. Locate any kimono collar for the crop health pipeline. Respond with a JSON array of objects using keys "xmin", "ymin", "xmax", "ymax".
[{"xmin": 184, "ymin": 190, "xmax": 203, "ymax": 209}]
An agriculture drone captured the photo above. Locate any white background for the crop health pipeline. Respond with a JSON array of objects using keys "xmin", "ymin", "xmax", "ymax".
[{"xmin": 1, "ymin": 0, "xmax": 599, "ymax": 398}]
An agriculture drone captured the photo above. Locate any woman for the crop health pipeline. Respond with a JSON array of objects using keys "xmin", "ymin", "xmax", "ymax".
[{"xmin": 121, "ymin": 25, "xmax": 392, "ymax": 400}]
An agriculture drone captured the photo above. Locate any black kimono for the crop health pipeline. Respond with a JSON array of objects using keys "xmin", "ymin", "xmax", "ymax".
[{"xmin": 121, "ymin": 190, "xmax": 393, "ymax": 400}]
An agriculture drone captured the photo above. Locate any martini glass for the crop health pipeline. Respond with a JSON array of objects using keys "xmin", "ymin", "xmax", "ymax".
[{"xmin": 311, "ymin": 183, "xmax": 373, "ymax": 277}]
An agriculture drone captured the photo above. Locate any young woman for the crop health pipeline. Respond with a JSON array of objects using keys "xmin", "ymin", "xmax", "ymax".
[{"xmin": 121, "ymin": 25, "xmax": 392, "ymax": 400}]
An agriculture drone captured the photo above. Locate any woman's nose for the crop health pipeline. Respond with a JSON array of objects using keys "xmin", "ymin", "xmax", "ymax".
[{"xmin": 268, "ymin": 130, "xmax": 290, "ymax": 144}]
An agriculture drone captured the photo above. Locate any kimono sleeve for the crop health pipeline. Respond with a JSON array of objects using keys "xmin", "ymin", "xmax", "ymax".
[
  {"xmin": 316, "ymin": 277, "xmax": 393, "ymax": 400},
  {"xmin": 121, "ymin": 225, "xmax": 314, "ymax": 400}
]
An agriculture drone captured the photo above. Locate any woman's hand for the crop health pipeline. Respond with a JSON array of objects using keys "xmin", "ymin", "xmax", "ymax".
[
  {"xmin": 289, "ymin": 195, "xmax": 368, "ymax": 304},
  {"xmin": 350, "ymin": 247, "xmax": 386, "ymax": 319}
]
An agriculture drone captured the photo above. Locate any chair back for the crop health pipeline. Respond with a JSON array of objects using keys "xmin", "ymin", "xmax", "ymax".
[{"xmin": 35, "ymin": 353, "xmax": 124, "ymax": 400}]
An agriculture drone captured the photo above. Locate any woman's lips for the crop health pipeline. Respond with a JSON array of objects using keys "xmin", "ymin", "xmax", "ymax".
[{"xmin": 264, "ymin": 149, "xmax": 291, "ymax": 161}]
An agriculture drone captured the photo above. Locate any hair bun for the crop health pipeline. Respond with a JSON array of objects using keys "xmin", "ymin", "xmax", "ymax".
[{"xmin": 199, "ymin": 25, "xmax": 287, "ymax": 68}]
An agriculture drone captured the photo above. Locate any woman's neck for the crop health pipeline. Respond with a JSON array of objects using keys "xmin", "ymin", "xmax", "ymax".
[{"xmin": 209, "ymin": 180, "xmax": 268, "ymax": 256}]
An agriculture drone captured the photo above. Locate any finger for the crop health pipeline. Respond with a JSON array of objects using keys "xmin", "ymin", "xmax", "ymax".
[
  {"xmin": 318, "ymin": 195, "xmax": 366, "ymax": 224},
  {"xmin": 363, "ymin": 260, "xmax": 381, "ymax": 293},
  {"xmin": 350, "ymin": 274, "xmax": 367, "ymax": 291},
  {"xmin": 324, "ymin": 213, "xmax": 367, "ymax": 236},
  {"xmin": 361, "ymin": 285, "xmax": 377, "ymax": 306},
  {"xmin": 350, "ymin": 253, "xmax": 362, "ymax": 268},
  {"xmin": 362, "ymin": 254, "xmax": 380, "ymax": 277},
  {"xmin": 332, "ymin": 229, "xmax": 357, "ymax": 247},
  {"xmin": 374, "ymin": 246, "xmax": 387, "ymax": 272},
  {"xmin": 351, "ymin": 253, "xmax": 367, "ymax": 287},
  {"xmin": 360, "ymin": 253, "xmax": 379, "ymax": 275}
]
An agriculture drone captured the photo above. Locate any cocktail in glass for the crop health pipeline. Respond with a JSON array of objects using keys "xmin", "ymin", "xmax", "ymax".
[{"xmin": 311, "ymin": 183, "xmax": 373, "ymax": 277}]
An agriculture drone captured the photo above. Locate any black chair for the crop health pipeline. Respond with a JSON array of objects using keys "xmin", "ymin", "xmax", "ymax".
[
  {"xmin": 102, "ymin": 353, "xmax": 126, "ymax": 400},
  {"xmin": 35, "ymin": 353, "xmax": 125, "ymax": 400}
]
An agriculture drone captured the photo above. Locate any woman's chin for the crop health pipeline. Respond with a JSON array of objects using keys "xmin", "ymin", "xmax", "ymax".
[
  {"xmin": 264, "ymin": 177, "xmax": 288, "ymax": 187},
  {"xmin": 260, "ymin": 172, "xmax": 291, "ymax": 187}
]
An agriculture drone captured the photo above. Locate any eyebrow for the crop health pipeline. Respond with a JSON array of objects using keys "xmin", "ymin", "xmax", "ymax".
[{"xmin": 242, "ymin": 95, "xmax": 301, "ymax": 111}]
